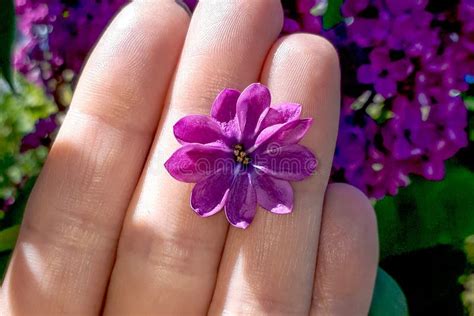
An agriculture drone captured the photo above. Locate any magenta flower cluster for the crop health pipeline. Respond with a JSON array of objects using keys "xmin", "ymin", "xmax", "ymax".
[
  {"xmin": 13, "ymin": 0, "xmax": 473, "ymax": 199},
  {"xmin": 333, "ymin": 0, "xmax": 472, "ymax": 198},
  {"xmin": 287, "ymin": 0, "xmax": 473, "ymax": 198},
  {"xmin": 14, "ymin": 0, "xmax": 127, "ymax": 83}
]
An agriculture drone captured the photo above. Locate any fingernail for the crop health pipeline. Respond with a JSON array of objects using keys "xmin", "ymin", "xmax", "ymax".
[{"xmin": 175, "ymin": 0, "xmax": 192, "ymax": 16}]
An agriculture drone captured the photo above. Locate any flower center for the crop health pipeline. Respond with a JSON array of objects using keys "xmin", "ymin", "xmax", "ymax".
[{"xmin": 233, "ymin": 144, "xmax": 250, "ymax": 165}]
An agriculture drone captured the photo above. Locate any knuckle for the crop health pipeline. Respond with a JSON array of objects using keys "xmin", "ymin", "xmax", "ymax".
[
  {"xmin": 118, "ymin": 224, "xmax": 219, "ymax": 276},
  {"xmin": 21, "ymin": 204, "xmax": 118, "ymax": 255}
]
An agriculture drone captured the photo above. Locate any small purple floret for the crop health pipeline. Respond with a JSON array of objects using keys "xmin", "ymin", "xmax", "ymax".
[{"xmin": 165, "ymin": 83, "xmax": 317, "ymax": 229}]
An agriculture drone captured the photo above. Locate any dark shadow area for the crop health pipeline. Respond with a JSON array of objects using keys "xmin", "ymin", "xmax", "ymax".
[{"xmin": 381, "ymin": 245, "xmax": 467, "ymax": 316}]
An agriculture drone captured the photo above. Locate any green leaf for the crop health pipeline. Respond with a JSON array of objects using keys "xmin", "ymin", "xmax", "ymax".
[
  {"xmin": 322, "ymin": 0, "xmax": 344, "ymax": 30},
  {"xmin": 369, "ymin": 268, "xmax": 409, "ymax": 316},
  {"xmin": 0, "ymin": 75, "xmax": 55, "ymax": 213},
  {"xmin": 376, "ymin": 163, "xmax": 474, "ymax": 259},
  {"xmin": 466, "ymin": 235, "xmax": 474, "ymax": 265},
  {"xmin": 465, "ymin": 97, "xmax": 474, "ymax": 112},
  {"xmin": 0, "ymin": 0, "xmax": 17, "ymax": 92},
  {"xmin": 0, "ymin": 224, "xmax": 20, "ymax": 252}
]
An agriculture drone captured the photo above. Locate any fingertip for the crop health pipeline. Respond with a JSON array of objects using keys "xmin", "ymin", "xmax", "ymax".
[{"xmin": 323, "ymin": 182, "xmax": 379, "ymax": 266}]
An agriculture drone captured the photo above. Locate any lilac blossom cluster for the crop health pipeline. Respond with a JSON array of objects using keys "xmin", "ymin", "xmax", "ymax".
[
  {"xmin": 287, "ymin": 0, "xmax": 472, "ymax": 198},
  {"xmin": 13, "ymin": 0, "xmax": 473, "ymax": 199},
  {"xmin": 14, "ymin": 0, "xmax": 127, "ymax": 85},
  {"xmin": 333, "ymin": 0, "xmax": 472, "ymax": 198}
]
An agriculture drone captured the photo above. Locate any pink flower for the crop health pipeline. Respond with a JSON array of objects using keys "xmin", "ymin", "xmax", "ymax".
[{"xmin": 164, "ymin": 83, "xmax": 317, "ymax": 229}]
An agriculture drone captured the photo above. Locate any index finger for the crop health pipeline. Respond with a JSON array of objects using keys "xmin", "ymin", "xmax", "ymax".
[{"xmin": 0, "ymin": 1, "xmax": 190, "ymax": 314}]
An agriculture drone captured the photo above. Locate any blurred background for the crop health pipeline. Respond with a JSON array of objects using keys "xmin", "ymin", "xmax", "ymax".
[{"xmin": 0, "ymin": 0, "xmax": 473, "ymax": 314}]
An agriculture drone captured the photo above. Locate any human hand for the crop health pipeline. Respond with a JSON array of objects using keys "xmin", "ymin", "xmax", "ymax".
[{"xmin": 0, "ymin": 1, "xmax": 378, "ymax": 315}]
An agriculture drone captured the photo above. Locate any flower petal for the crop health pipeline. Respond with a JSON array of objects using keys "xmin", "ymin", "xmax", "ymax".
[
  {"xmin": 370, "ymin": 47, "xmax": 391, "ymax": 70},
  {"xmin": 388, "ymin": 59, "xmax": 414, "ymax": 81},
  {"xmin": 254, "ymin": 144, "xmax": 317, "ymax": 181},
  {"xmin": 252, "ymin": 118, "xmax": 313, "ymax": 151},
  {"xmin": 225, "ymin": 172, "xmax": 257, "ymax": 229},
  {"xmin": 375, "ymin": 77, "xmax": 397, "ymax": 98},
  {"xmin": 258, "ymin": 103, "xmax": 302, "ymax": 131},
  {"xmin": 254, "ymin": 174, "xmax": 293, "ymax": 214},
  {"xmin": 236, "ymin": 83, "xmax": 271, "ymax": 141},
  {"xmin": 421, "ymin": 159, "xmax": 445, "ymax": 180},
  {"xmin": 211, "ymin": 88, "xmax": 240, "ymax": 123},
  {"xmin": 357, "ymin": 64, "xmax": 375, "ymax": 84},
  {"xmin": 191, "ymin": 170, "xmax": 233, "ymax": 217},
  {"xmin": 164, "ymin": 143, "xmax": 232, "ymax": 183},
  {"xmin": 174, "ymin": 115, "xmax": 225, "ymax": 144}
]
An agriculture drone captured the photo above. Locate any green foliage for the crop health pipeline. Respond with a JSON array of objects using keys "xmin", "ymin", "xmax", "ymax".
[
  {"xmin": 0, "ymin": 225, "xmax": 19, "ymax": 252},
  {"xmin": 466, "ymin": 235, "xmax": 474, "ymax": 265},
  {"xmin": 0, "ymin": 0, "xmax": 16, "ymax": 92},
  {"xmin": 322, "ymin": 0, "xmax": 344, "ymax": 30},
  {"xmin": 369, "ymin": 268, "xmax": 409, "ymax": 316},
  {"xmin": 462, "ymin": 236, "xmax": 474, "ymax": 315},
  {"xmin": 463, "ymin": 274, "xmax": 474, "ymax": 315},
  {"xmin": 0, "ymin": 74, "xmax": 53, "ymax": 278},
  {"xmin": 0, "ymin": 75, "xmax": 56, "ymax": 211},
  {"xmin": 376, "ymin": 164, "xmax": 474, "ymax": 259},
  {"xmin": 466, "ymin": 97, "xmax": 474, "ymax": 112}
]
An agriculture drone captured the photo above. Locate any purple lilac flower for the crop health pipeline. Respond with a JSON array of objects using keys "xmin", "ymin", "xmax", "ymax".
[
  {"xmin": 282, "ymin": 0, "xmax": 323, "ymax": 34},
  {"xmin": 382, "ymin": 96, "xmax": 424, "ymax": 160},
  {"xmin": 183, "ymin": 0, "xmax": 198, "ymax": 11},
  {"xmin": 344, "ymin": 3, "xmax": 391, "ymax": 48},
  {"xmin": 357, "ymin": 47, "xmax": 414, "ymax": 98},
  {"xmin": 0, "ymin": 197, "xmax": 15, "ymax": 212},
  {"xmin": 387, "ymin": 11, "xmax": 439, "ymax": 61},
  {"xmin": 21, "ymin": 116, "xmax": 57, "ymax": 152},
  {"xmin": 345, "ymin": 145, "xmax": 410, "ymax": 199},
  {"xmin": 14, "ymin": 0, "xmax": 129, "ymax": 87},
  {"xmin": 341, "ymin": 0, "xmax": 369, "ymax": 16},
  {"xmin": 164, "ymin": 83, "xmax": 317, "ymax": 228}
]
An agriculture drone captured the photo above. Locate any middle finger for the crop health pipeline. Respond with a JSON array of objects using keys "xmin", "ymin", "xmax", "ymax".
[
  {"xmin": 209, "ymin": 34, "xmax": 340, "ymax": 314},
  {"xmin": 104, "ymin": 1, "xmax": 283, "ymax": 314}
]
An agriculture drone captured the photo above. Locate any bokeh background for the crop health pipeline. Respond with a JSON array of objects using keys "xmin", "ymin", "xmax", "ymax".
[{"xmin": 1, "ymin": 0, "xmax": 474, "ymax": 314}]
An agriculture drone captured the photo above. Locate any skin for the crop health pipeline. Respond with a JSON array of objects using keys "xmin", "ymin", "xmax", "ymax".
[{"xmin": 0, "ymin": 0, "xmax": 379, "ymax": 315}]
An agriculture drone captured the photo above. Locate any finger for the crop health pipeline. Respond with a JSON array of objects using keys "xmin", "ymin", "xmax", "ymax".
[
  {"xmin": 0, "ymin": 1, "xmax": 189, "ymax": 314},
  {"xmin": 104, "ymin": 1, "xmax": 283, "ymax": 314},
  {"xmin": 209, "ymin": 34, "xmax": 340, "ymax": 314},
  {"xmin": 310, "ymin": 183, "xmax": 379, "ymax": 315}
]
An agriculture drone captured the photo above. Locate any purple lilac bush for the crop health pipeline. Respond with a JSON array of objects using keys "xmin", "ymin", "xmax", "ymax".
[{"xmin": 13, "ymin": 0, "xmax": 474, "ymax": 199}]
